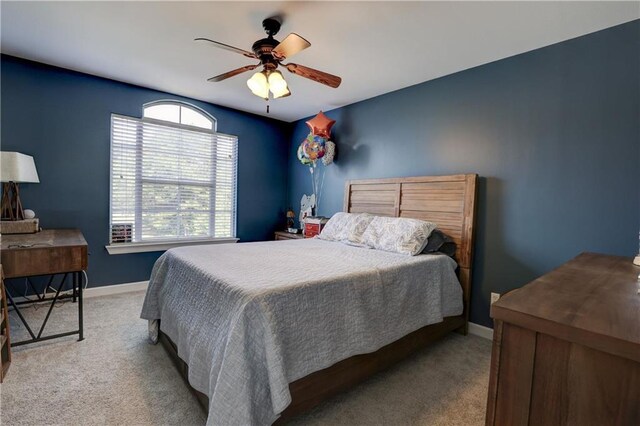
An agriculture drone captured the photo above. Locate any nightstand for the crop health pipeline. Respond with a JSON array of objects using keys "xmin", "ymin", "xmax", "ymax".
[{"xmin": 274, "ymin": 231, "xmax": 303, "ymax": 241}]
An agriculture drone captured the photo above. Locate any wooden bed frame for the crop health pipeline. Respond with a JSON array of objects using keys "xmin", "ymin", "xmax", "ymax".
[{"xmin": 158, "ymin": 173, "xmax": 478, "ymax": 423}]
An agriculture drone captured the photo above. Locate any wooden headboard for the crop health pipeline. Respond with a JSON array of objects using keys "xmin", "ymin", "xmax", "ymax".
[{"xmin": 344, "ymin": 174, "xmax": 478, "ymax": 332}]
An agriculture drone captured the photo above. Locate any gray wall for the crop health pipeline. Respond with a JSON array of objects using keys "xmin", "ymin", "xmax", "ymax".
[
  {"xmin": 288, "ymin": 20, "xmax": 640, "ymax": 327},
  {"xmin": 1, "ymin": 55, "xmax": 291, "ymax": 287}
]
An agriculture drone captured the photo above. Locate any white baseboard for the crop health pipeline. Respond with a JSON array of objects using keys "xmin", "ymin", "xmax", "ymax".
[
  {"xmin": 468, "ymin": 322, "xmax": 493, "ymax": 340},
  {"xmin": 9, "ymin": 280, "xmax": 149, "ymax": 304},
  {"xmin": 84, "ymin": 280, "xmax": 149, "ymax": 298}
]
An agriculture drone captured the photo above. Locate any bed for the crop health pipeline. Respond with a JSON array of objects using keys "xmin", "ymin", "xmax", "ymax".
[{"xmin": 141, "ymin": 173, "xmax": 478, "ymax": 425}]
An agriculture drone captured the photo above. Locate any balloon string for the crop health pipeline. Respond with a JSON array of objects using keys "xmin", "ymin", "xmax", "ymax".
[
  {"xmin": 305, "ymin": 163, "xmax": 326, "ymax": 215},
  {"xmin": 315, "ymin": 166, "xmax": 320, "ymax": 213},
  {"xmin": 309, "ymin": 166, "xmax": 316, "ymax": 214},
  {"xmin": 318, "ymin": 166, "xmax": 326, "ymax": 214},
  {"xmin": 309, "ymin": 164, "xmax": 324, "ymax": 214},
  {"xmin": 315, "ymin": 167, "xmax": 319, "ymax": 213}
]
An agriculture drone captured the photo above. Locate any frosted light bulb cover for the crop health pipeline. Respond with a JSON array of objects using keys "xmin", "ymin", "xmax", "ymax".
[
  {"xmin": 247, "ymin": 72, "xmax": 269, "ymax": 100},
  {"xmin": 268, "ymin": 71, "xmax": 290, "ymax": 98}
]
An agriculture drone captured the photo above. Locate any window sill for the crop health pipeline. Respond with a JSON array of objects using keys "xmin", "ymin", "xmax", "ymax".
[{"xmin": 105, "ymin": 237, "xmax": 239, "ymax": 255}]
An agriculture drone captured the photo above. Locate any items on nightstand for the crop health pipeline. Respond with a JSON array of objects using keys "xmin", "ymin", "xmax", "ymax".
[
  {"xmin": 285, "ymin": 208, "xmax": 300, "ymax": 234},
  {"xmin": 286, "ymin": 207, "xmax": 296, "ymax": 229},
  {"xmin": 0, "ymin": 265, "xmax": 11, "ymax": 382},
  {"xmin": 274, "ymin": 231, "xmax": 304, "ymax": 241},
  {"xmin": 299, "ymin": 194, "xmax": 315, "ymax": 226},
  {"xmin": 303, "ymin": 216, "xmax": 329, "ymax": 238}
]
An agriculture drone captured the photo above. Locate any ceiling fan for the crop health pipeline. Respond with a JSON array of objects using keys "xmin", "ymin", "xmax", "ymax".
[{"xmin": 196, "ymin": 17, "xmax": 342, "ymax": 104}]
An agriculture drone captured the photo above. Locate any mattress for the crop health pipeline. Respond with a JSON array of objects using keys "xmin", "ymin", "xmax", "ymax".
[{"xmin": 141, "ymin": 238, "xmax": 463, "ymax": 425}]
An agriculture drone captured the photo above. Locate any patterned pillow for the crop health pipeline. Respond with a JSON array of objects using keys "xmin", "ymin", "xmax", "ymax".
[
  {"xmin": 361, "ymin": 216, "xmax": 437, "ymax": 256},
  {"xmin": 318, "ymin": 212, "xmax": 374, "ymax": 245},
  {"xmin": 342, "ymin": 213, "xmax": 375, "ymax": 246},
  {"xmin": 317, "ymin": 212, "xmax": 348, "ymax": 241}
]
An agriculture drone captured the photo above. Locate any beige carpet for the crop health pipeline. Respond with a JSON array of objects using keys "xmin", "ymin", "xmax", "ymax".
[{"xmin": 1, "ymin": 291, "xmax": 491, "ymax": 425}]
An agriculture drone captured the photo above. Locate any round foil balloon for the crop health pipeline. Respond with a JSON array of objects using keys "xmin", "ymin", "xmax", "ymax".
[
  {"xmin": 322, "ymin": 141, "xmax": 336, "ymax": 165},
  {"xmin": 303, "ymin": 134, "xmax": 326, "ymax": 161},
  {"xmin": 305, "ymin": 111, "xmax": 336, "ymax": 139},
  {"xmin": 297, "ymin": 143, "xmax": 312, "ymax": 165}
]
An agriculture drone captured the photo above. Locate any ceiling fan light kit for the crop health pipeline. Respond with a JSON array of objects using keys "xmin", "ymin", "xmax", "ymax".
[
  {"xmin": 247, "ymin": 69, "xmax": 291, "ymax": 100},
  {"xmin": 197, "ymin": 16, "xmax": 341, "ymax": 110}
]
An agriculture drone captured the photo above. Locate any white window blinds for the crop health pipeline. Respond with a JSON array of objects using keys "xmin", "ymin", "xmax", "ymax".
[{"xmin": 110, "ymin": 114, "xmax": 238, "ymax": 243}]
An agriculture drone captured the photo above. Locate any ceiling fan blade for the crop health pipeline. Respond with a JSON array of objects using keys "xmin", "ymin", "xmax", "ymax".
[
  {"xmin": 207, "ymin": 64, "xmax": 261, "ymax": 82},
  {"xmin": 284, "ymin": 63, "xmax": 342, "ymax": 88},
  {"xmin": 272, "ymin": 33, "xmax": 310, "ymax": 60},
  {"xmin": 195, "ymin": 37, "xmax": 257, "ymax": 59}
]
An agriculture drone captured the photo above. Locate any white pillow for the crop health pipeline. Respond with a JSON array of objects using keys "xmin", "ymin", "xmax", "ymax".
[
  {"xmin": 318, "ymin": 212, "xmax": 374, "ymax": 246},
  {"xmin": 361, "ymin": 216, "xmax": 437, "ymax": 256}
]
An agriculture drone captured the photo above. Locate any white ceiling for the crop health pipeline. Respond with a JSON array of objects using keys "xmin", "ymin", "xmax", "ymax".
[{"xmin": 2, "ymin": 1, "xmax": 638, "ymax": 122}]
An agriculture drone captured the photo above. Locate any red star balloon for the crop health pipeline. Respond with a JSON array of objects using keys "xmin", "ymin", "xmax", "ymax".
[{"xmin": 305, "ymin": 111, "xmax": 336, "ymax": 139}]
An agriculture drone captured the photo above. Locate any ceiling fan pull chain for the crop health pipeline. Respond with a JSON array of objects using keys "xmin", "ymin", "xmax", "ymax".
[{"xmin": 266, "ymin": 101, "xmax": 270, "ymax": 114}]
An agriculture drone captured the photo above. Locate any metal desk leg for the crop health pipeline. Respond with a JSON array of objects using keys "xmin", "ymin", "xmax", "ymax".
[
  {"xmin": 5, "ymin": 291, "xmax": 37, "ymax": 340},
  {"xmin": 8, "ymin": 273, "xmax": 80, "ymax": 347},
  {"xmin": 77, "ymin": 271, "xmax": 84, "ymax": 341},
  {"xmin": 36, "ymin": 275, "xmax": 68, "ymax": 339}
]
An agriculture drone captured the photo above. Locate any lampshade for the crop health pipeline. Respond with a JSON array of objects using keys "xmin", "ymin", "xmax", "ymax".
[
  {"xmin": 0, "ymin": 152, "xmax": 39, "ymax": 183},
  {"xmin": 247, "ymin": 71, "xmax": 269, "ymax": 100},
  {"xmin": 268, "ymin": 71, "xmax": 291, "ymax": 99}
]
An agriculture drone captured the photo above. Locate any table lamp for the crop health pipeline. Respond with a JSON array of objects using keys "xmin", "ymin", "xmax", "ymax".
[{"xmin": 1, "ymin": 152, "xmax": 39, "ymax": 221}]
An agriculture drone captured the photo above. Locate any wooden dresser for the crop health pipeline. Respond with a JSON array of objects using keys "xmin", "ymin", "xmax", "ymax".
[{"xmin": 486, "ymin": 252, "xmax": 640, "ymax": 426}]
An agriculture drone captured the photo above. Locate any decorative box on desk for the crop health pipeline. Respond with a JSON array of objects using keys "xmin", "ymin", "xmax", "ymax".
[
  {"xmin": 0, "ymin": 218, "xmax": 39, "ymax": 234},
  {"xmin": 303, "ymin": 217, "xmax": 328, "ymax": 238},
  {"xmin": 485, "ymin": 253, "xmax": 640, "ymax": 426}
]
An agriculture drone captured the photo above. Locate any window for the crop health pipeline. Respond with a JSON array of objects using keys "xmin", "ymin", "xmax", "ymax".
[
  {"xmin": 143, "ymin": 102, "xmax": 215, "ymax": 130},
  {"xmin": 108, "ymin": 101, "xmax": 238, "ymax": 253}
]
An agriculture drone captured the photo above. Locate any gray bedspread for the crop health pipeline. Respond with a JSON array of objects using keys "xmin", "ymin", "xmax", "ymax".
[{"xmin": 140, "ymin": 238, "xmax": 463, "ymax": 425}]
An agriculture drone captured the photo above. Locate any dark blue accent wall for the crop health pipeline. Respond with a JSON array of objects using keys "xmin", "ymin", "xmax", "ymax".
[
  {"xmin": 288, "ymin": 21, "xmax": 640, "ymax": 327},
  {"xmin": 1, "ymin": 55, "xmax": 291, "ymax": 287}
]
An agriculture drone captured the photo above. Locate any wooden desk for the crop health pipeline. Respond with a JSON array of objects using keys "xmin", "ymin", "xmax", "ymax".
[
  {"xmin": 1, "ymin": 229, "xmax": 88, "ymax": 346},
  {"xmin": 486, "ymin": 253, "xmax": 640, "ymax": 425}
]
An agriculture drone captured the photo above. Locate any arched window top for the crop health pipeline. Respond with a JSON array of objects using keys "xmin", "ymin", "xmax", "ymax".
[{"xmin": 143, "ymin": 101, "xmax": 216, "ymax": 131}]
